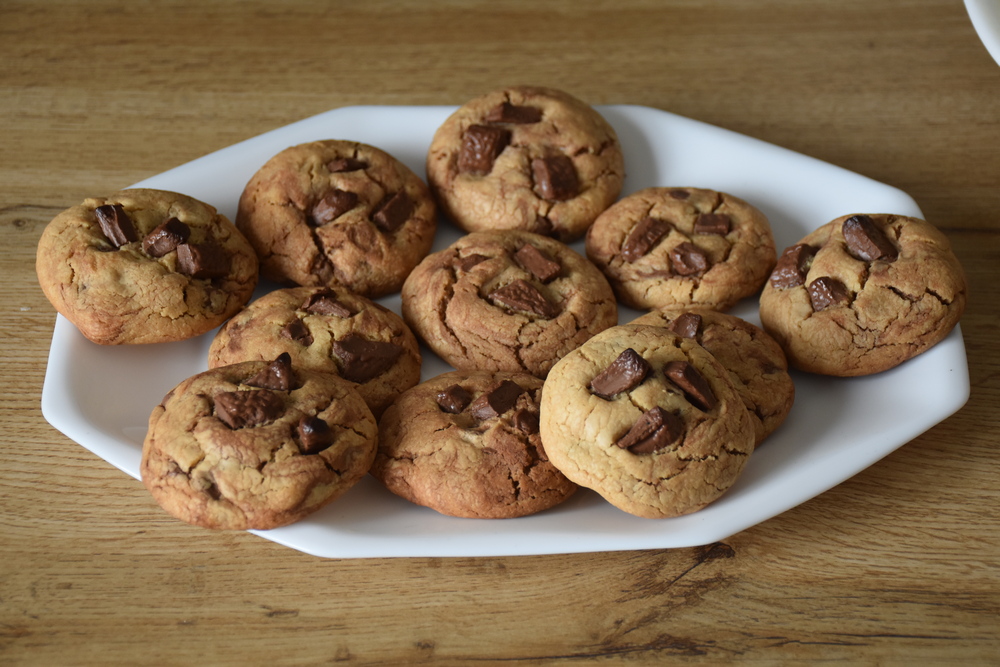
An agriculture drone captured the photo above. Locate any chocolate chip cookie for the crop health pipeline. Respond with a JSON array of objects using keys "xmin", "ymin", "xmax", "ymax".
[
  {"xmin": 372, "ymin": 370, "xmax": 575, "ymax": 519},
  {"xmin": 141, "ymin": 354, "xmax": 378, "ymax": 530},
  {"xmin": 585, "ymin": 187, "xmax": 777, "ymax": 311},
  {"xmin": 35, "ymin": 188, "xmax": 258, "ymax": 345},
  {"xmin": 208, "ymin": 285, "xmax": 421, "ymax": 418},
  {"xmin": 236, "ymin": 139, "xmax": 437, "ymax": 298},
  {"xmin": 426, "ymin": 85, "xmax": 625, "ymax": 242},
  {"xmin": 539, "ymin": 324, "xmax": 754, "ymax": 519},
  {"xmin": 632, "ymin": 306, "xmax": 794, "ymax": 446},
  {"xmin": 401, "ymin": 230, "xmax": 618, "ymax": 378},
  {"xmin": 758, "ymin": 213, "xmax": 967, "ymax": 376}
]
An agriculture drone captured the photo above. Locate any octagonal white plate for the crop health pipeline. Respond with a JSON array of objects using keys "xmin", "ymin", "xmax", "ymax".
[{"xmin": 41, "ymin": 105, "xmax": 969, "ymax": 558}]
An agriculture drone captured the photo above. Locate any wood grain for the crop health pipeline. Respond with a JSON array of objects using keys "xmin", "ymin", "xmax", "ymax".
[{"xmin": 2, "ymin": 1, "xmax": 998, "ymax": 664}]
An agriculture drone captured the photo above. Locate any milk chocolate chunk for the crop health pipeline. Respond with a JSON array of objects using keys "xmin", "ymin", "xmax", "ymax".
[
  {"xmin": 457, "ymin": 253, "xmax": 488, "ymax": 272},
  {"xmin": 370, "ymin": 190, "xmax": 412, "ymax": 233},
  {"xmin": 142, "ymin": 217, "xmax": 190, "ymax": 257},
  {"xmin": 301, "ymin": 290, "xmax": 352, "ymax": 318},
  {"xmin": 694, "ymin": 213, "xmax": 731, "ymax": 236},
  {"xmin": 669, "ymin": 242, "xmax": 710, "ymax": 276},
  {"xmin": 488, "ymin": 279, "xmax": 558, "ymax": 318},
  {"xmin": 297, "ymin": 416, "xmax": 334, "ymax": 455},
  {"xmin": 589, "ymin": 348, "xmax": 651, "ymax": 399},
  {"xmin": 246, "ymin": 353, "xmax": 296, "ymax": 391},
  {"xmin": 842, "ymin": 214, "xmax": 898, "ymax": 262},
  {"xmin": 484, "ymin": 102, "xmax": 543, "ymax": 124},
  {"xmin": 436, "ymin": 384, "xmax": 473, "ymax": 414},
  {"xmin": 311, "ymin": 189, "xmax": 358, "ymax": 226},
  {"xmin": 669, "ymin": 312, "xmax": 702, "ymax": 339},
  {"xmin": 214, "ymin": 389, "xmax": 284, "ymax": 429},
  {"xmin": 615, "ymin": 406, "xmax": 683, "ymax": 454},
  {"xmin": 807, "ymin": 276, "xmax": 850, "ymax": 312},
  {"xmin": 469, "ymin": 380, "xmax": 523, "ymax": 420},
  {"xmin": 280, "ymin": 318, "xmax": 314, "ymax": 346},
  {"xmin": 176, "ymin": 243, "xmax": 229, "ymax": 279},
  {"xmin": 621, "ymin": 216, "xmax": 672, "ymax": 262},
  {"xmin": 770, "ymin": 243, "xmax": 817, "ymax": 289},
  {"xmin": 94, "ymin": 203, "xmax": 138, "ymax": 247},
  {"xmin": 512, "ymin": 408, "xmax": 540, "ymax": 434},
  {"xmin": 332, "ymin": 333, "xmax": 403, "ymax": 383},
  {"xmin": 458, "ymin": 124, "xmax": 510, "ymax": 175},
  {"xmin": 669, "ymin": 189, "xmax": 690, "ymax": 200},
  {"xmin": 664, "ymin": 360, "xmax": 717, "ymax": 411},
  {"xmin": 514, "ymin": 244, "xmax": 561, "ymax": 283},
  {"xmin": 532, "ymin": 155, "xmax": 578, "ymax": 201},
  {"xmin": 326, "ymin": 157, "xmax": 367, "ymax": 173}
]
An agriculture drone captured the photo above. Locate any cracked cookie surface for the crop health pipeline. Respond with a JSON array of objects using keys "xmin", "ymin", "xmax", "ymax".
[
  {"xmin": 141, "ymin": 357, "xmax": 378, "ymax": 530},
  {"xmin": 426, "ymin": 85, "xmax": 625, "ymax": 242},
  {"xmin": 236, "ymin": 139, "xmax": 437, "ymax": 298},
  {"xmin": 401, "ymin": 230, "xmax": 617, "ymax": 378},
  {"xmin": 758, "ymin": 213, "xmax": 967, "ymax": 376},
  {"xmin": 585, "ymin": 187, "xmax": 776, "ymax": 311},
  {"xmin": 372, "ymin": 371, "xmax": 575, "ymax": 518},
  {"xmin": 539, "ymin": 324, "xmax": 754, "ymax": 519},
  {"xmin": 36, "ymin": 188, "xmax": 258, "ymax": 344}
]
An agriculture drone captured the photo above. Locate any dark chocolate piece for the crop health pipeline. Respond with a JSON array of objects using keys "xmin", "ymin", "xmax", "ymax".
[
  {"xmin": 280, "ymin": 319, "xmax": 314, "ymax": 346},
  {"xmin": 615, "ymin": 407, "xmax": 683, "ymax": 454},
  {"xmin": 176, "ymin": 243, "xmax": 229, "ymax": 279},
  {"xmin": 532, "ymin": 155, "xmax": 578, "ymax": 201},
  {"xmin": 457, "ymin": 253, "xmax": 488, "ymax": 272},
  {"xmin": 807, "ymin": 276, "xmax": 851, "ymax": 311},
  {"xmin": 669, "ymin": 242, "xmax": 710, "ymax": 276},
  {"xmin": 694, "ymin": 213, "xmax": 731, "ymax": 236},
  {"xmin": 669, "ymin": 312, "xmax": 702, "ymax": 339},
  {"xmin": 511, "ymin": 408, "xmax": 540, "ymax": 435},
  {"xmin": 214, "ymin": 389, "xmax": 283, "ymax": 429},
  {"xmin": 621, "ymin": 216, "xmax": 672, "ymax": 262},
  {"xmin": 769, "ymin": 243, "xmax": 817, "ymax": 289},
  {"xmin": 669, "ymin": 189, "xmax": 690, "ymax": 200},
  {"xmin": 326, "ymin": 157, "xmax": 367, "ymax": 173},
  {"xmin": 514, "ymin": 244, "xmax": 561, "ymax": 283},
  {"xmin": 588, "ymin": 348, "xmax": 651, "ymax": 400},
  {"xmin": 331, "ymin": 333, "xmax": 403, "ymax": 383},
  {"xmin": 436, "ymin": 384, "xmax": 472, "ymax": 414},
  {"xmin": 664, "ymin": 360, "xmax": 717, "ymax": 411},
  {"xmin": 94, "ymin": 203, "xmax": 138, "ymax": 247},
  {"xmin": 245, "ymin": 353, "xmax": 296, "ymax": 391},
  {"xmin": 468, "ymin": 380, "xmax": 523, "ymax": 420},
  {"xmin": 458, "ymin": 124, "xmax": 510, "ymax": 175},
  {"xmin": 488, "ymin": 279, "xmax": 558, "ymax": 319},
  {"xmin": 301, "ymin": 290, "xmax": 352, "ymax": 318},
  {"xmin": 842, "ymin": 214, "xmax": 898, "ymax": 262},
  {"xmin": 142, "ymin": 217, "xmax": 190, "ymax": 257},
  {"xmin": 311, "ymin": 189, "xmax": 358, "ymax": 226},
  {"xmin": 484, "ymin": 102, "xmax": 543, "ymax": 124},
  {"xmin": 297, "ymin": 416, "xmax": 334, "ymax": 454},
  {"xmin": 370, "ymin": 190, "xmax": 412, "ymax": 233}
]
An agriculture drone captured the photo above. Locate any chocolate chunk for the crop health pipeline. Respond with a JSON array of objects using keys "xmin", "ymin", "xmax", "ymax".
[
  {"xmin": 621, "ymin": 216, "xmax": 672, "ymax": 262},
  {"xmin": 512, "ymin": 408, "xmax": 539, "ymax": 435},
  {"xmin": 669, "ymin": 312, "xmax": 702, "ymax": 339},
  {"xmin": 664, "ymin": 360, "xmax": 717, "ymax": 411},
  {"xmin": 469, "ymin": 380, "xmax": 523, "ymax": 420},
  {"xmin": 245, "ymin": 353, "xmax": 296, "ymax": 391},
  {"xmin": 176, "ymin": 243, "xmax": 229, "ymax": 279},
  {"xmin": 533, "ymin": 216, "xmax": 555, "ymax": 237},
  {"xmin": 488, "ymin": 279, "xmax": 558, "ymax": 318},
  {"xmin": 514, "ymin": 244, "xmax": 561, "ymax": 283},
  {"xmin": 301, "ymin": 290, "xmax": 352, "ymax": 318},
  {"xmin": 694, "ymin": 213, "xmax": 731, "ymax": 236},
  {"xmin": 615, "ymin": 407, "xmax": 683, "ymax": 454},
  {"xmin": 532, "ymin": 155, "xmax": 579, "ymax": 201},
  {"xmin": 280, "ymin": 319, "xmax": 314, "ymax": 346},
  {"xmin": 769, "ymin": 243, "xmax": 817, "ymax": 289},
  {"xmin": 332, "ymin": 333, "xmax": 403, "ymax": 383},
  {"xmin": 297, "ymin": 416, "xmax": 334, "ymax": 454},
  {"xmin": 484, "ymin": 102, "xmax": 543, "ymax": 124},
  {"xmin": 807, "ymin": 276, "xmax": 851, "ymax": 311},
  {"xmin": 589, "ymin": 348, "xmax": 651, "ymax": 400},
  {"xmin": 326, "ymin": 157, "xmax": 367, "ymax": 173},
  {"xmin": 311, "ymin": 189, "xmax": 358, "ymax": 226},
  {"xmin": 842, "ymin": 214, "xmax": 898, "ymax": 262},
  {"xmin": 669, "ymin": 189, "xmax": 690, "ymax": 200},
  {"xmin": 142, "ymin": 217, "xmax": 190, "ymax": 257},
  {"xmin": 458, "ymin": 124, "xmax": 510, "ymax": 175},
  {"xmin": 370, "ymin": 190, "xmax": 412, "ymax": 233},
  {"xmin": 669, "ymin": 242, "xmax": 710, "ymax": 276},
  {"xmin": 94, "ymin": 203, "xmax": 138, "ymax": 247},
  {"xmin": 436, "ymin": 384, "xmax": 472, "ymax": 414},
  {"xmin": 214, "ymin": 389, "xmax": 284, "ymax": 429},
  {"xmin": 457, "ymin": 253, "xmax": 488, "ymax": 272}
]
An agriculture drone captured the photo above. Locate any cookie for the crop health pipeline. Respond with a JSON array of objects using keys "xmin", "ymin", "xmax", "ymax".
[
  {"xmin": 140, "ymin": 354, "xmax": 377, "ymax": 530},
  {"xmin": 426, "ymin": 85, "xmax": 625, "ymax": 242},
  {"xmin": 235, "ymin": 139, "xmax": 437, "ymax": 298},
  {"xmin": 208, "ymin": 285, "xmax": 421, "ymax": 419},
  {"xmin": 632, "ymin": 306, "xmax": 794, "ymax": 446},
  {"xmin": 539, "ymin": 324, "xmax": 754, "ymax": 519},
  {"xmin": 585, "ymin": 187, "xmax": 777, "ymax": 311},
  {"xmin": 371, "ymin": 370, "xmax": 575, "ymax": 519},
  {"xmin": 758, "ymin": 214, "xmax": 967, "ymax": 376},
  {"xmin": 35, "ymin": 188, "xmax": 258, "ymax": 345},
  {"xmin": 401, "ymin": 230, "xmax": 618, "ymax": 378}
]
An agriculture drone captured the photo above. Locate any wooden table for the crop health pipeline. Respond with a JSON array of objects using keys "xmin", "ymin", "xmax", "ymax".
[{"xmin": 3, "ymin": 1, "xmax": 998, "ymax": 663}]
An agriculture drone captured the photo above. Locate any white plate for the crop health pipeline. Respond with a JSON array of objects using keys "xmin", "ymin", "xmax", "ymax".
[
  {"xmin": 966, "ymin": 0, "xmax": 1000, "ymax": 66},
  {"xmin": 41, "ymin": 105, "xmax": 969, "ymax": 558}
]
